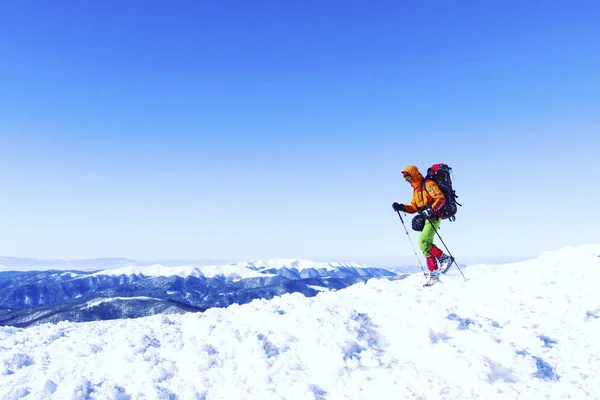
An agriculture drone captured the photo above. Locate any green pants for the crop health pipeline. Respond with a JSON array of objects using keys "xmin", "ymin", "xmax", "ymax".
[{"xmin": 418, "ymin": 218, "xmax": 441, "ymax": 257}]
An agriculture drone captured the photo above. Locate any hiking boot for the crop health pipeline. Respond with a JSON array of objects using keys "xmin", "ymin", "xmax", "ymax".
[
  {"xmin": 438, "ymin": 254, "xmax": 454, "ymax": 274},
  {"xmin": 424, "ymin": 269, "xmax": 440, "ymax": 286}
]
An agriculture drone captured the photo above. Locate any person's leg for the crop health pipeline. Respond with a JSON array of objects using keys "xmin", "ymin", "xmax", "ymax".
[
  {"xmin": 419, "ymin": 218, "xmax": 441, "ymax": 272},
  {"xmin": 429, "ymin": 244, "xmax": 443, "ymax": 258},
  {"xmin": 425, "ymin": 256, "xmax": 438, "ymax": 272},
  {"xmin": 425, "ymin": 222, "xmax": 454, "ymax": 273}
]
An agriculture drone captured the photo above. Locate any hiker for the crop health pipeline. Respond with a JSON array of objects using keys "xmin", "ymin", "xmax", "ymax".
[{"xmin": 392, "ymin": 165, "xmax": 453, "ymax": 284}]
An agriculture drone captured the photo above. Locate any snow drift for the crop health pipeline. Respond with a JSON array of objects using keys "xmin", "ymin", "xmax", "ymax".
[{"xmin": 1, "ymin": 244, "xmax": 599, "ymax": 399}]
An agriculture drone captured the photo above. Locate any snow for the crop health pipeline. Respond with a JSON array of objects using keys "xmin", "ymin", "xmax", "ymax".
[
  {"xmin": 88, "ymin": 259, "xmax": 370, "ymax": 280},
  {"xmin": 307, "ymin": 285, "xmax": 331, "ymax": 292},
  {"xmin": 90, "ymin": 263, "xmax": 272, "ymax": 280},
  {"xmin": 83, "ymin": 297, "xmax": 157, "ymax": 309},
  {"xmin": 227, "ymin": 259, "xmax": 368, "ymax": 272},
  {"xmin": 1, "ymin": 244, "xmax": 600, "ymax": 399}
]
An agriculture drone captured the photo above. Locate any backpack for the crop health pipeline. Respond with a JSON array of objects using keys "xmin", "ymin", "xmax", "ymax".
[{"xmin": 426, "ymin": 163, "xmax": 462, "ymax": 221}]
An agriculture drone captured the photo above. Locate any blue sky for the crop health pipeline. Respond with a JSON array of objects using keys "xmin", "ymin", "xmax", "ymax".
[{"xmin": 0, "ymin": 1, "xmax": 598, "ymax": 265}]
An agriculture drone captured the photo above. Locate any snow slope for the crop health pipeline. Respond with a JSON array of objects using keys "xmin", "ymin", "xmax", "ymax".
[{"xmin": 1, "ymin": 244, "xmax": 599, "ymax": 399}]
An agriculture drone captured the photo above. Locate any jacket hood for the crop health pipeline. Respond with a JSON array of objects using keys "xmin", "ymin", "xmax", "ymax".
[{"xmin": 402, "ymin": 165, "xmax": 424, "ymax": 188}]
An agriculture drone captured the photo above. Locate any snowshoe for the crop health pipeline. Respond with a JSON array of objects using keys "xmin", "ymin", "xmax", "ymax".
[
  {"xmin": 438, "ymin": 254, "xmax": 454, "ymax": 274},
  {"xmin": 423, "ymin": 270, "xmax": 441, "ymax": 287}
]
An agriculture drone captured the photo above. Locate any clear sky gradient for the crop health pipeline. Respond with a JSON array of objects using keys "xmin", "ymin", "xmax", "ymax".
[{"xmin": 1, "ymin": 1, "xmax": 598, "ymax": 265}]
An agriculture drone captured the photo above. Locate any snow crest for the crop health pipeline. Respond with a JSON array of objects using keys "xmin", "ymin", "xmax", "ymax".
[
  {"xmin": 90, "ymin": 263, "xmax": 269, "ymax": 280},
  {"xmin": 89, "ymin": 259, "xmax": 371, "ymax": 280},
  {"xmin": 1, "ymin": 244, "xmax": 599, "ymax": 399}
]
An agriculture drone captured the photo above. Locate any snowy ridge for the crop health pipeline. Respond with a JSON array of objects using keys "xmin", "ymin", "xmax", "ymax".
[
  {"xmin": 1, "ymin": 244, "xmax": 599, "ymax": 399},
  {"xmin": 227, "ymin": 259, "xmax": 369, "ymax": 272},
  {"xmin": 83, "ymin": 297, "xmax": 158, "ymax": 309},
  {"xmin": 89, "ymin": 263, "xmax": 270, "ymax": 280},
  {"xmin": 89, "ymin": 259, "xmax": 372, "ymax": 279}
]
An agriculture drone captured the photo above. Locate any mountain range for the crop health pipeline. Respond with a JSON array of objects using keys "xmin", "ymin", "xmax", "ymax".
[{"xmin": 0, "ymin": 259, "xmax": 399, "ymax": 327}]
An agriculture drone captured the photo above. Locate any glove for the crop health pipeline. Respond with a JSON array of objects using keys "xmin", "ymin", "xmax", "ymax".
[
  {"xmin": 392, "ymin": 202, "xmax": 405, "ymax": 212},
  {"xmin": 419, "ymin": 207, "xmax": 434, "ymax": 218}
]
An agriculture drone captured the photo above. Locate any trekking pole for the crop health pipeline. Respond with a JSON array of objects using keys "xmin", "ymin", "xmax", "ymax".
[
  {"xmin": 396, "ymin": 211, "xmax": 427, "ymax": 276},
  {"xmin": 427, "ymin": 220, "xmax": 467, "ymax": 281}
]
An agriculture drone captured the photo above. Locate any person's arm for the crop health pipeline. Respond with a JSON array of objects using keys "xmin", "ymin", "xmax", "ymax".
[{"xmin": 402, "ymin": 191, "xmax": 419, "ymax": 214}]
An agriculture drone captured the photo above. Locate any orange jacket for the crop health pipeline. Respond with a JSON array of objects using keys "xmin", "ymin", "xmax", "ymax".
[{"xmin": 401, "ymin": 165, "xmax": 446, "ymax": 214}]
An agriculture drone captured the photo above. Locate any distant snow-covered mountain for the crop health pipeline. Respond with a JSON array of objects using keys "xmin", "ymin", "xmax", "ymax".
[
  {"xmin": 0, "ymin": 259, "xmax": 398, "ymax": 327},
  {"xmin": 0, "ymin": 257, "xmax": 138, "ymax": 271},
  {"xmin": 0, "ymin": 257, "xmax": 229, "ymax": 271}
]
